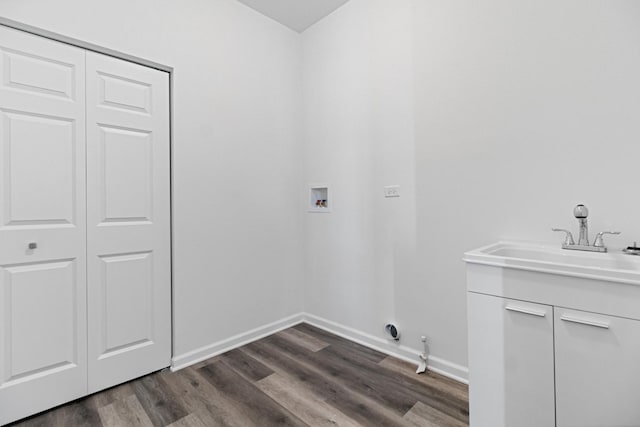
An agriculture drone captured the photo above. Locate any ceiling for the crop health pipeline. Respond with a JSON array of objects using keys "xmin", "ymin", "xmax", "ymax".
[{"xmin": 236, "ymin": 0, "xmax": 351, "ymax": 33}]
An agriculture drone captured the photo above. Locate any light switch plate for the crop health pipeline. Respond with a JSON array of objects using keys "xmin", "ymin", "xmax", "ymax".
[{"xmin": 384, "ymin": 185, "xmax": 400, "ymax": 198}]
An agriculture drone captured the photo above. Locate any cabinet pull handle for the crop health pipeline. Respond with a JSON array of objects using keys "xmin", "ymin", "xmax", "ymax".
[
  {"xmin": 560, "ymin": 315, "xmax": 609, "ymax": 329},
  {"xmin": 505, "ymin": 306, "xmax": 546, "ymax": 317}
]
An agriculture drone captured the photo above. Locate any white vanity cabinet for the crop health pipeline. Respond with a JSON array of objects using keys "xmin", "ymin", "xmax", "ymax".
[
  {"xmin": 468, "ymin": 293, "xmax": 555, "ymax": 427},
  {"xmin": 464, "ymin": 241, "xmax": 640, "ymax": 427},
  {"xmin": 554, "ymin": 308, "xmax": 640, "ymax": 427}
]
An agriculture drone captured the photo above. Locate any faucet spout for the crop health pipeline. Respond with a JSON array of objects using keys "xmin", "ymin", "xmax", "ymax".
[
  {"xmin": 577, "ymin": 217, "xmax": 589, "ymax": 246},
  {"xmin": 573, "ymin": 204, "xmax": 589, "ymax": 246}
]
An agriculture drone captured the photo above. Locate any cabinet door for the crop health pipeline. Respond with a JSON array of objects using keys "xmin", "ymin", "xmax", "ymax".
[
  {"xmin": 86, "ymin": 51, "xmax": 171, "ymax": 393},
  {"xmin": 468, "ymin": 293, "xmax": 555, "ymax": 427},
  {"xmin": 0, "ymin": 26, "xmax": 87, "ymax": 425},
  {"xmin": 555, "ymin": 308, "xmax": 640, "ymax": 427}
]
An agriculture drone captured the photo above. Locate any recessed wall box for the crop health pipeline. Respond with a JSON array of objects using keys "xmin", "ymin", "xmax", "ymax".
[{"xmin": 309, "ymin": 185, "xmax": 331, "ymax": 213}]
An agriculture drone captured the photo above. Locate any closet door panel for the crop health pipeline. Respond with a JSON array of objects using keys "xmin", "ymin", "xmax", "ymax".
[
  {"xmin": 100, "ymin": 126, "xmax": 152, "ymax": 222},
  {"xmin": 86, "ymin": 51, "xmax": 171, "ymax": 393},
  {"xmin": 0, "ymin": 26, "xmax": 87, "ymax": 426},
  {"xmin": 3, "ymin": 112, "xmax": 76, "ymax": 225}
]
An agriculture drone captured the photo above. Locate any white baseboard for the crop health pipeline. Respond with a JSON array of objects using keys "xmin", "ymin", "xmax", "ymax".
[
  {"xmin": 170, "ymin": 311, "xmax": 468, "ymax": 384},
  {"xmin": 302, "ymin": 313, "xmax": 468, "ymax": 384},
  {"xmin": 171, "ymin": 313, "xmax": 305, "ymax": 371}
]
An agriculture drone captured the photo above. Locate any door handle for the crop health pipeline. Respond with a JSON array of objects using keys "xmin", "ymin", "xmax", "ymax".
[
  {"xmin": 28, "ymin": 242, "xmax": 37, "ymax": 250},
  {"xmin": 505, "ymin": 305, "xmax": 546, "ymax": 317},
  {"xmin": 560, "ymin": 314, "xmax": 609, "ymax": 329}
]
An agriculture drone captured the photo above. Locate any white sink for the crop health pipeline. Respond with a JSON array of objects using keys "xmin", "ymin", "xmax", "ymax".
[{"xmin": 464, "ymin": 241, "xmax": 640, "ymax": 285}]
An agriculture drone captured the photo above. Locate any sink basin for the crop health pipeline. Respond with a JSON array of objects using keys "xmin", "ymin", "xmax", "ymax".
[{"xmin": 464, "ymin": 241, "xmax": 640, "ymax": 285}]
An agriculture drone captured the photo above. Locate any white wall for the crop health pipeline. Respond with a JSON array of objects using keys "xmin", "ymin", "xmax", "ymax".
[
  {"xmin": 413, "ymin": 0, "xmax": 640, "ymax": 369},
  {"xmin": 0, "ymin": 0, "xmax": 305, "ymax": 361},
  {"xmin": 302, "ymin": 0, "xmax": 420, "ymax": 359},
  {"xmin": 302, "ymin": 0, "xmax": 640, "ymax": 377}
]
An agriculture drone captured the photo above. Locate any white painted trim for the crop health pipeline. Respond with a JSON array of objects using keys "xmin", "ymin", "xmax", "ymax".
[
  {"xmin": 0, "ymin": 18, "xmax": 173, "ymax": 72},
  {"xmin": 170, "ymin": 313, "xmax": 305, "ymax": 371},
  {"xmin": 172, "ymin": 311, "xmax": 468, "ymax": 384},
  {"xmin": 302, "ymin": 313, "xmax": 469, "ymax": 384}
]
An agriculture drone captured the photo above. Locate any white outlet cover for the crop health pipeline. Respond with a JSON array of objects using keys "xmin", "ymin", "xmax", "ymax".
[{"xmin": 384, "ymin": 185, "xmax": 400, "ymax": 198}]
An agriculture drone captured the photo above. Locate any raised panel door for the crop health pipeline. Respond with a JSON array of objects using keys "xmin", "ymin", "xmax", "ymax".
[
  {"xmin": 0, "ymin": 25, "xmax": 87, "ymax": 426},
  {"xmin": 86, "ymin": 51, "xmax": 171, "ymax": 393}
]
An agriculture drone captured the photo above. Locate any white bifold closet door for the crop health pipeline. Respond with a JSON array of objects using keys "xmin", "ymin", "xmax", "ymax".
[
  {"xmin": 85, "ymin": 51, "xmax": 171, "ymax": 393},
  {"xmin": 0, "ymin": 25, "xmax": 171, "ymax": 424},
  {"xmin": 0, "ymin": 27, "xmax": 88, "ymax": 423}
]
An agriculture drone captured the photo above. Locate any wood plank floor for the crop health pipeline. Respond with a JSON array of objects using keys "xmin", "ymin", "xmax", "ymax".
[{"xmin": 8, "ymin": 324, "xmax": 469, "ymax": 427}]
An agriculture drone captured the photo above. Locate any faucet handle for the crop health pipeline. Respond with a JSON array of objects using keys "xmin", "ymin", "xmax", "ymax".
[
  {"xmin": 574, "ymin": 204, "xmax": 589, "ymax": 219},
  {"xmin": 552, "ymin": 228, "xmax": 575, "ymax": 246},
  {"xmin": 593, "ymin": 231, "xmax": 621, "ymax": 248}
]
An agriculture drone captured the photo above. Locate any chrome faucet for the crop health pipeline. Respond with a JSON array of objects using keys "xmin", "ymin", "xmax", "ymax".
[{"xmin": 552, "ymin": 204, "xmax": 620, "ymax": 253}]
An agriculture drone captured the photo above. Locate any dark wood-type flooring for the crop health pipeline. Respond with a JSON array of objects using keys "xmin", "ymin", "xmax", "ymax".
[{"xmin": 9, "ymin": 323, "xmax": 469, "ymax": 427}]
